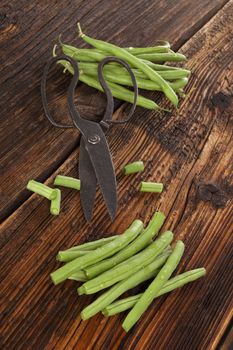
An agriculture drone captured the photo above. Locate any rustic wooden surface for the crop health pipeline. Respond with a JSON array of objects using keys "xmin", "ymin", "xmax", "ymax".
[
  {"xmin": 0, "ymin": 1, "xmax": 232, "ymax": 349},
  {"xmin": 0, "ymin": 0, "xmax": 230, "ymax": 221}
]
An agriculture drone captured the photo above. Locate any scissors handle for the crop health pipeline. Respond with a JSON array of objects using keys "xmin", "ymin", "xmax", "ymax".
[
  {"xmin": 98, "ymin": 57, "xmax": 138, "ymax": 127},
  {"xmin": 41, "ymin": 54, "xmax": 97, "ymax": 136},
  {"xmin": 41, "ymin": 55, "xmax": 138, "ymax": 131},
  {"xmin": 41, "ymin": 55, "xmax": 81, "ymax": 129}
]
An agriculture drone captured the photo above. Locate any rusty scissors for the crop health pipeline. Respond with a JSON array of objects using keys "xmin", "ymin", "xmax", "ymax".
[{"xmin": 41, "ymin": 55, "xmax": 138, "ymax": 221}]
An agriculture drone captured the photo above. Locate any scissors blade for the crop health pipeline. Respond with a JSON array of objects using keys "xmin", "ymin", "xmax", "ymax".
[
  {"xmin": 85, "ymin": 130, "xmax": 117, "ymax": 220},
  {"xmin": 79, "ymin": 137, "xmax": 97, "ymax": 222}
]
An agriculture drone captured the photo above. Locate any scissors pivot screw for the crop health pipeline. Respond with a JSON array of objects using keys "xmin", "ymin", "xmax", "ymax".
[{"xmin": 88, "ymin": 134, "xmax": 101, "ymax": 144}]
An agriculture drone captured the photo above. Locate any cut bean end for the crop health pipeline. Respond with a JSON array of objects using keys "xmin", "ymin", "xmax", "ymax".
[
  {"xmin": 140, "ymin": 182, "xmax": 164, "ymax": 193},
  {"xmin": 123, "ymin": 161, "xmax": 145, "ymax": 175},
  {"xmin": 50, "ymin": 189, "xmax": 61, "ymax": 215}
]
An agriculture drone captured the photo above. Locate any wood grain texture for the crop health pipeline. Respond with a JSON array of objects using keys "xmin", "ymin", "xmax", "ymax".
[
  {"xmin": 1, "ymin": 1, "xmax": 233, "ymax": 349},
  {"xmin": 0, "ymin": 0, "xmax": 228, "ymax": 221}
]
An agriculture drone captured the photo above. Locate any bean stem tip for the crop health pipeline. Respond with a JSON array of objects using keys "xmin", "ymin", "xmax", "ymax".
[
  {"xmin": 77, "ymin": 22, "xmax": 84, "ymax": 37},
  {"xmin": 52, "ymin": 44, "xmax": 57, "ymax": 57}
]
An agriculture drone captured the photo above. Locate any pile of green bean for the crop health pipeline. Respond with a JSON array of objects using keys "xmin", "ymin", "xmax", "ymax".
[
  {"xmin": 51, "ymin": 211, "xmax": 206, "ymax": 331},
  {"xmin": 53, "ymin": 23, "xmax": 191, "ymax": 109}
]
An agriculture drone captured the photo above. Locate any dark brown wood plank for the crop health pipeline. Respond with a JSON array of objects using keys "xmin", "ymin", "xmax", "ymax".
[
  {"xmin": 0, "ymin": 0, "xmax": 228, "ymax": 221},
  {"xmin": 0, "ymin": 1, "xmax": 232, "ymax": 349}
]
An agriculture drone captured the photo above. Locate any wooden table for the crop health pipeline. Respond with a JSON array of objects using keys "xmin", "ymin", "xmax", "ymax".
[{"xmin": 1, "ymin": 1, "xmax": 232, "ymax": 349}]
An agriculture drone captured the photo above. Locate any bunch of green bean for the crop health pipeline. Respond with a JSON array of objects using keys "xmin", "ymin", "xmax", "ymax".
[
  {"xmin": 53, "ymin": 24, "xmax": 190, "ymax": 109},
  {"xmin": 51, "ymin": 211, "xmax": 206, "ymax": 331}
]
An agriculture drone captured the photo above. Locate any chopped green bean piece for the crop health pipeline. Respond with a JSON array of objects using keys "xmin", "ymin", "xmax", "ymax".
[
  {"xmin": 26, "ymin": 180, "xmax": 57, "ymax": 200},
  {"xmin": 50, "ymin": 189, "xmax": 61, "ymax": 215},
  {"xmin": 123, "ymin": 161, "xmax": 144, "ymax": 175},
  {"xmin": 54, "ymin": 175, "xmax": 81, "ymax": 190},
  {"xmin": 140, "ymin": 182, "xmax": 164, "ymax": 193}
]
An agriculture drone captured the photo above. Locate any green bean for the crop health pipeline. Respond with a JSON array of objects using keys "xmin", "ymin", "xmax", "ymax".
[
  {"xmin": 81, "ymin": 44, "xmax": 171, "ymax": 54},
  {"xmin": 120, "ymin": 66, "xmax": 190, "ymax": 77},
  {"xmin": 79, "ymin": 63, "xmax": 190, "ymax": 80},
  {"xmin": 128, "ymin": 67, "xmax": 190, "ymax": 81},
  {"xmin": 101, "ymin": 72, "xmax": 188, "ymax": 92},
  {"xmin": 140, "ymin": 182, "xmax": 164, "ymax": 193},
  {"xmin": 50, "ymin": 189, "xmax": 61, "ymax": 215},
  {"xmin": 135, "ymin": 52, "xmax": 186, "ymax": 62},
  {"xmin": 57, "ymin": 250, "xmax": 92, "ymax": 262},
  {"xmin": 66, "ymin": 235, "xmax": 119, "ymax": 252},
  {"xmin": 125, "ymin": 45, "xmax": 170, "ymax": 54},
  {"xmin": 54, "ymin": 175, "xmax": 81, "ymax": 190},
  {"xmin": 122, "ymin": 240, "xmax": 185, "ymax": 331},
  {"xmin": 153, "ymin": 69, "xmax": 190, "ymax": 80},
  {"xmin": 78, "ymin": 23, "xmax": 178, "ymax": 106},
  {"xmin": 124, "ymin": 41, "xmax": 170, "ymax": 55},
  {"xmin": 103, "ymin": 65, "xmax": 189, "ymax": 79},
  {"xmin": 81, "ymin": 257, "xmax": 163, "ymax": 320},
  {"xmin": 141, "ymin": 60, "xmax": 186, "ymax": 71},
  {"xmin": 80, "ymin": 67, "xmax": 188, "ymax": 92},
  {"xmin": 84, "ymin": 211, "xmax": 165, "ymax": 279},
  {"xmin": 79, "ymin": 233, "xmax": 173, "ymax": 295},
  {"xmin": 26, "ymin": 180, "xmax": 57, "ymax": 200},
  {"xmin": 102, "ymin": 268, "xmax": 206, "ymax": 316},
  {"xmin": 59, "ymin": 59, "xmax": 161, "ymax": 110},
  {"xmin": 68, "ymin": 270, "xmax": 87, "ymax": 282},
  {"xmin": 123, "ymin": 161, "xmax": 144, "ymax": 175},
  {"xmin": 102, "ymin": 75, "xmax": 188, "ymax": 92},
  {"xmin": 50, "ymin": 220, "xmax": 143, "ymax": 285},
  {"xmin": 103, "ymin": 295, "xmax": 140, "ymax": 316},
  {"xmin": 61, "ymin": 43, "xmax": 107, "ymax": 62}
]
